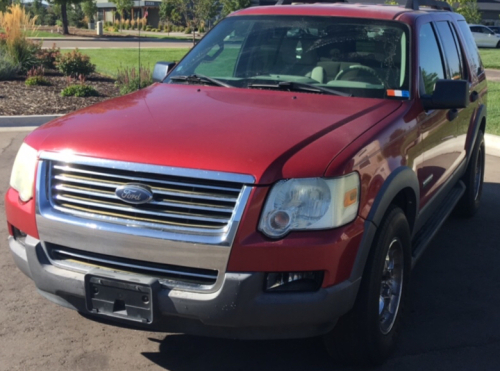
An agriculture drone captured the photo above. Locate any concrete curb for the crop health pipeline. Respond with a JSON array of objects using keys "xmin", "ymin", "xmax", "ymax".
[
  {"xmin": 0, "ymin": 115, "xmax": 63, "ymax": 128},
  {"xmin": 1, "ymin": 115, "xmax": 500, "ymax": 158}
]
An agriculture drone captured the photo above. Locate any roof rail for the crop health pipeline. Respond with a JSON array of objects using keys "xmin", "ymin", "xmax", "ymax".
[{"xmin": 405, "ymin": 0, "xmax": 452, "ymax": 11}]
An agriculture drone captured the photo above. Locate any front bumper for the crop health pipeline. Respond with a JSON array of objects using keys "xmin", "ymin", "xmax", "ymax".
[{"xmin": 9, "ymin": 235, "xmax": 360, "ymax": 339}]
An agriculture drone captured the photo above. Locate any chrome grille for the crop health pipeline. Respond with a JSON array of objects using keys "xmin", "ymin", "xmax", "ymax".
[{"xmin": 47, "ymin": 160, "xmax": 247, "ymax": 234}]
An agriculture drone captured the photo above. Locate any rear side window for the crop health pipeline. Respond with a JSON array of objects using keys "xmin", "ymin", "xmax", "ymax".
[
  {"xmin": 435, "ymin": 21, "xmax": 463, "ymax": 80},
  {"xmin": 457, "ymin": 20, "xmax": 483, "ymax": 76},
  {"xmin": 418, "ymin": 23, "xmax": 445, "ymax": 95}
]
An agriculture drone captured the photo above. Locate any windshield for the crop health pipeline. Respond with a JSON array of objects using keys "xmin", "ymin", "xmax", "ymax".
[{"xmin": 166, "ymin": 16, "xmax": 410, "ymax": 99}]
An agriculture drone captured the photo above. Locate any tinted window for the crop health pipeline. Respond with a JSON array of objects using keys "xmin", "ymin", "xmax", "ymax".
[
  {"xmin": 419, "ymin": 23, "xmax": 444, "ymax": 95},
  {"xmin": 435, "ymin": 22, "xmax": 462, "ymax": 80},
  {"xmin": 470, "ymin": 27, "xmax": 479, "ymax": 33},
  {"xmin": 458, "ymin": 20, "xmax": 483, "ymax": 76}
]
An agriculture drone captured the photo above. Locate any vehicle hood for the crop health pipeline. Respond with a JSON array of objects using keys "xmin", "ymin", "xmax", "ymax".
[{"xmin": 26, "ymin": 83, "xmax": 401, "ymax": 184}]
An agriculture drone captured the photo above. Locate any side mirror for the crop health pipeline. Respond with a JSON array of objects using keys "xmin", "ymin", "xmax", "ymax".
[
  {"xmin": 153, "ymin": 62, "xmax": 176, "ymax": 83},
  {"xmin": 421, "ymin": 79, "xmax": 469, "ymax": 110}
]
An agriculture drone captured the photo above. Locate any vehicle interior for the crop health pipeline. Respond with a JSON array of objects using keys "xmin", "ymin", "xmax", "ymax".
[{"xmin": 167, "ymin": 16, "xmax": 410, "ymax": 99}]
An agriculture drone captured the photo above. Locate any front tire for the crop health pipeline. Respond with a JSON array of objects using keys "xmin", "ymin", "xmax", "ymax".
[
  {"xmin": 455, "ymin": 130, "xmax": 485, "ymax": 217},
  {"xmin": 323, "ymin": 206, "xmax": 411, "ymax": 366}
]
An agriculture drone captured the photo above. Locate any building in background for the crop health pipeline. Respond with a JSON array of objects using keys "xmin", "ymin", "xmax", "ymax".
[
  {"xmin": 95, "ymin": 0, "xmax": 160, "ymax": 26},
  {"xmin": 478, "ymin": 0, "xmax": 500, "ymax": 24}
]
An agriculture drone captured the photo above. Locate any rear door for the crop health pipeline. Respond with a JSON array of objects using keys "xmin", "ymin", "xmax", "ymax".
[{"xmin": 416, "ymin": 22, "xmax": 461, "ymax": 206}]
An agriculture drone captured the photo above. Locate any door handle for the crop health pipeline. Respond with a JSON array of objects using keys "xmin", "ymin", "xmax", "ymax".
[
  {"xmin": 470, "ymin": 90, "xmax": 479, "ymax": 103},
  {"xmin": 448, "ymin": 109, "xmax": 459, "ymax": 121}
]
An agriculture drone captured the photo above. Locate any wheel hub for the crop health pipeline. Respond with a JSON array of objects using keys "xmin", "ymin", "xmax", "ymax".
[{"xmin": 379, "ymin": 238, "xmax": 404, "ymax": 335}]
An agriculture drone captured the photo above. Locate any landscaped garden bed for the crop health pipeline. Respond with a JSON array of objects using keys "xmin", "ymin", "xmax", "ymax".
[{"xmin": 0, "ymin": 70, "xmax": 119, "ymax": 115}]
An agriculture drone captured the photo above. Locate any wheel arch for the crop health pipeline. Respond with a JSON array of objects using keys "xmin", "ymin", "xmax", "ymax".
[
  {"xmin": 349, "ymin": 166, "xmax": 419, "ymax": 283},
  {"xmin": 466, "ymin": 104, "xmax": 486, "ymax": 167}
]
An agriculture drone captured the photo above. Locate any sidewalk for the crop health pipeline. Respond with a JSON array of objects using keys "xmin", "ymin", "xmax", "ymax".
[{"xmin": 485, "ymin": 69, "xmax": 500, "ymax": 82}]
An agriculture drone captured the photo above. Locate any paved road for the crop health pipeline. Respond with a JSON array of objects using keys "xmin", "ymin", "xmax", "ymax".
[
  {"xmin": 1, "ymin": 129, "xmax": 500, "ymax": 370},
  {"xmin": 41, "ymin": 37, "xmax": 193, "ymax": 49}
]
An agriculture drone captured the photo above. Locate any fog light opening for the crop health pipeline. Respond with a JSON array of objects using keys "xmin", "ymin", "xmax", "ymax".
[
  {"xmin": 12, "ymin": 226, "xmax": 27, "ymax": 244},
  {"xmin": 265, "ymin": 271, "xmax": 324, "ymax": 292}
]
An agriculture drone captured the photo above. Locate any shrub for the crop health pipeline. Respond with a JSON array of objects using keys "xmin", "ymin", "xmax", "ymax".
[
  {"xmin": 61, "ymin": 84, "xmax": 99, "ymax": 97},
  {"xmin": 145, "ymin": 25, "xmax": 152, "ymax": 31},
  {"xmin": 56, "ymin": 49, "xmax": 95, "ymax": 77},
  {"xmin": 115, "ymin": 65, "xmax": 153, "ymax": 95},
  {"xmin": 0, "ymin": 4, "xmax": 41, "ymax": 72},
  {"xmin": 9, "ymin": 38, "xmax": 42, "ymax": 72},
  {"xmin": 184, "ymin": 27, "xmax": 192, "ymax": 34},
  {"xmin": 25, "ymin": 66, "xmax": 49, "ymax": 85},
  {"xmin": 0, "ymin": 48, "xmax": 20, "ymax": 80},
  {"xmin": 199, "ymin": 26, "xmax": 205, "ymax": 33},
  {"xmin": 37, "ymin": 43, "xmax": 60, "ymax": 69},
  {"xmin": 56, "ymin": 20, "xmax": 63, "ymax": 27},
  {"xmin": 25, "ymin": 75, "xmax": 50, "ymax": 86}
]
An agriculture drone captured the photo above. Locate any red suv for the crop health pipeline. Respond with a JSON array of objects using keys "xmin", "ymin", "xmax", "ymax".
[{"xmin": 5, "ymin": 0, "xmax": 486, "ymax": 365}]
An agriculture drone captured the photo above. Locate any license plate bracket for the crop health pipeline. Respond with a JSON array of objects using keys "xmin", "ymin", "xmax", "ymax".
[{"xmin": 85, "ymin": 271, "xmax": 158, "ymax": 324}]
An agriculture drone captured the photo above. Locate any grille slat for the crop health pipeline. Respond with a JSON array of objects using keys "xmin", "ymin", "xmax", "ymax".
[
  {"xmin": 53, "ymin": 174, "xmax": 239, "ymax": 202},
  {"xmin": 49, "ymin": 161, "xmax": 245, "ymax": 232},
  {"xmin": 52, "ymin": 164, "xmax": 242, "ymax": 192},
  {"xmin": 53, "ymin": 184, "xmax": 235, "ymax": 213}
]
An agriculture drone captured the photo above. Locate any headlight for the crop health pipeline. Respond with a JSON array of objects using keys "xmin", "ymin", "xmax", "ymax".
[
  {"xmin": 258, "ymin": 173, "xmax": 360, "ymax": 238},
  {"xmin": 10, "ymin": 143, "xmax": 38, "ymax": 202}
]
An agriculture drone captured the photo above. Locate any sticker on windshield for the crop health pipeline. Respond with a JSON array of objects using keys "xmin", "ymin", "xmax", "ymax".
[{"xmin": 387, "ymin": 90, "xmax": 410, "ymax": 98}]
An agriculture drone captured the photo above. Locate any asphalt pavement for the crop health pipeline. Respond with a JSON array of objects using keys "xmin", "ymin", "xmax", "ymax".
[{"xmin": 1, "ymin": 129, "xmax": 500, "ymax": 370}]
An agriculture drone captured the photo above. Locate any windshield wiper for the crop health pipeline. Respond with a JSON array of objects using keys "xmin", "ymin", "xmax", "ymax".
[
  {"xmin": 170, "ymin": 74, "xmax": 233, "ymax": 88},
  {"xmin": 247, "ymin": 81, "xmax": 351, "ymax": 97}
]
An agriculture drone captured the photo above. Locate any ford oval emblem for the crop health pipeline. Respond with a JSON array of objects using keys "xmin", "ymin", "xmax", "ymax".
[{"xmin": 115, "ymin": 184, "xmax": 154, "ymax": 205}]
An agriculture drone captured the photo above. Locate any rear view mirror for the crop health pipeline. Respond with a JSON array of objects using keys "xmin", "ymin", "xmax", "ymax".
[
  {"xmin": 421, "ymin": 79, "xmax": 469, "ymax": 110},
  {"xmin": 153, "ymin": 62, "xmax": 176, "ymax": 83}
]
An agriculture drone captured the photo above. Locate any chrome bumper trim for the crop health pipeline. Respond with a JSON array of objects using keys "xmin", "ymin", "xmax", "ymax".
[{"xmin": 35, "ymin": 152, "xmax": 255, "ymax": 293}]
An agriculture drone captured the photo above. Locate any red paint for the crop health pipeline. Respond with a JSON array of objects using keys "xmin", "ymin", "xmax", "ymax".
[
  {"xmin": 6, "ymin": 6, "xmax": 483, "ymax": 290},
  {"xmin": 4, "ymin": 188, "xmax": 39, "ymax": 239},
  {"xmin": 24, "ymin": 85, "xmax": 401, "ymax": 185}
]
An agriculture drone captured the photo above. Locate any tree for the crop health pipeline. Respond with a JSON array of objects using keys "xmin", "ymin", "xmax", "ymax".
[
  {"xmin": 82, "ymin": 0, "xmax": 97, "ymax": 23},
  {"xmin": 0, "ymin": 0, "xmax": 9, "ymax": 13},
  {"xmin": 31, "ymin": 0, "xmax": 48, "ymax": 25},
  {"xmin": 49, "ymin": 0, "xmax": 86, "ymax": 35},
  {"xmin": 194, "ymin": 0, "xmax": 219, "ymax": 30},
  {"xmin": 171, "ymin": 0, "xmax": 191, "ymax": 26},
  {"xmin": 159, "ymin": 0, "xmax": 175, "ymax": 33},
  {"xmin": 220, "ymin": 0, "xmax": 251, "ymax": 18},
  {"xmin": 447, "ymin": 0, "xmax": 481, "ymax": 24},
  {"xmin": 114, "ymin": 0, "xmax": 133, "ymax": 26}
]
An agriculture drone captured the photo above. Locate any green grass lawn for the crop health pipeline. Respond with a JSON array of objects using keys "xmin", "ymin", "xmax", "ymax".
[
  {"xmin": 67, "ymin": 48, "xmax": 190, "ymax": 77},
  {"xmin": 478, "ymin": 49, "xmax": 500, "ymax": 69}
]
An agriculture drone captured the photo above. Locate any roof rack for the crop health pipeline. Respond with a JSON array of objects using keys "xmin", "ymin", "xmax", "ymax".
[{"xmin": 405, "ymin": 0, "xmax": 452, "ymax": 11}]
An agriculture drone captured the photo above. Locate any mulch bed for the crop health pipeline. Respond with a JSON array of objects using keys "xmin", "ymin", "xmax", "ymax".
[{"xmin": 0, "ymin": 70, "xmax": 120, "ymax": 116}]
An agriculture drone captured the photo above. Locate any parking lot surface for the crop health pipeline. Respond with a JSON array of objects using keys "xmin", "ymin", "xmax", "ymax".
[{"xmin": 1, "ymin": 129, "xmax": 500, "ymax": 371}]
